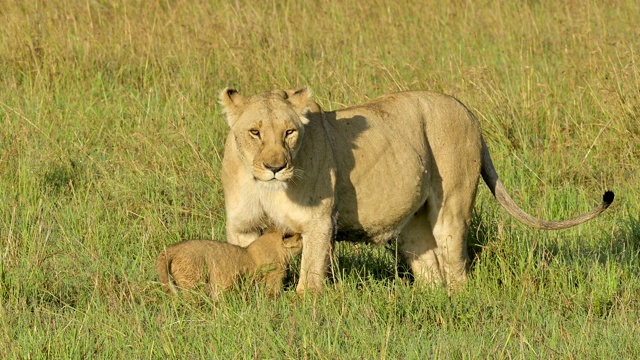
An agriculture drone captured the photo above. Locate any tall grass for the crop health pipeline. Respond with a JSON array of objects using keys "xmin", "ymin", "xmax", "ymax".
[{"xmin": 1, "ymin": 0, "xmax": 639, "ymax": 358}]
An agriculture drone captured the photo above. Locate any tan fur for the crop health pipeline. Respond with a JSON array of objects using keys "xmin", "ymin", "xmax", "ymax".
[
  {"xmin": 219, "ymin": 88, "xmax": 614, "ymax": 294},
  {"xmin": 156, "ymin": 231, "xmax": 302, "ymax": 298}
]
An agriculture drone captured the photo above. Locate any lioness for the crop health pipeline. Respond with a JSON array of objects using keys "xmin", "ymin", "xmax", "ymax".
[
  {"xmin": 156, "ymin": 230, "xmax": 302, "ymax": 298},
  {"xmin": 219, "ymin": 88, "xmax": 614, "ymax": 294}
]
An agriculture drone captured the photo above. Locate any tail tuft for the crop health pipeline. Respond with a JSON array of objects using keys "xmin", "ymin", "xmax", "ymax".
[{"xmin": 603, "ymin": 191, "xmax": 615, "ymax": 207}]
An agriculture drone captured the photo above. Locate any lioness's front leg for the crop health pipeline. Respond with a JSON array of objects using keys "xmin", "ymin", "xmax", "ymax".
[{"xmin": 296, "ymin": 222, "xmax": 334, "ymax": 294}]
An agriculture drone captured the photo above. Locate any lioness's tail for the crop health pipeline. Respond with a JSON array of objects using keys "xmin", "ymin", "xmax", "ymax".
[
  {"xmin": 156, "ymin": 250, "xmax": 177, "ymax": 294},
  {"xmin": 480, "ymin": 138, "xmax": 614, "ymax": 230}
]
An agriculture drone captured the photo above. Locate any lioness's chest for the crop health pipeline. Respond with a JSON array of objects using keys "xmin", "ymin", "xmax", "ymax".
[{"xmin": 243, "ymin": 188, "xmax": 310, "ymax": 232}]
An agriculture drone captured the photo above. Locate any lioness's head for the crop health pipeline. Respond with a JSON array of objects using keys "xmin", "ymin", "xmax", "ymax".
[{"xmin": 220, "ymin": 88, "xmax": 314, "ymax": 189}]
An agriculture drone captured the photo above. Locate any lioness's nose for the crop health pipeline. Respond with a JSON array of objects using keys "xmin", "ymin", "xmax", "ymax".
[{"xmin": 264, "ymin": 162, "xmax": 286, "ymax": 174}]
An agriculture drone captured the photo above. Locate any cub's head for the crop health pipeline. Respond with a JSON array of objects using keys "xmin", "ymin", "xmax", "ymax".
[
  {"xmin": 220, "ymin": 87, "xmax": 314, "ymax": 190},
  {"xmin": 282, "ymin": 232, "xmax": 303, "ymax": 258},
  {"xmin": 248, "ymin": 230, "xmax": 304, "ymax": 263}
]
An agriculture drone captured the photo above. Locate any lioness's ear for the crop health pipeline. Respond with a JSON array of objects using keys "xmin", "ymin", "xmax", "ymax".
[
  {"xmin": 219, "ymin": 88, "xmax": 245, "ymax": 127},
  {"xmin": 287, "ymin": 87, "xmax": 314, "ymax": 124}
]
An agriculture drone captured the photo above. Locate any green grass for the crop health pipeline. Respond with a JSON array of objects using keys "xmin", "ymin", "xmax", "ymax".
[{"xmin": 1, "ymin": 0, "xmax": 639, "ymax": 358}]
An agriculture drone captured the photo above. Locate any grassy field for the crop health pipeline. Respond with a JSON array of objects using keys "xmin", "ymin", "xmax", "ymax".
[{"xmin": 1, "ymin": 0, "xmax": 639, "ymax": 358}]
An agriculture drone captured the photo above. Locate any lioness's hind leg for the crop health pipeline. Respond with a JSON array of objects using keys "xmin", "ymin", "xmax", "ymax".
[
  {"xmin": 398, "ymin": 206, "xmax": 443, "ymax": 285},
  {"xmin": 428, "ymin": 190, "xmax": 475, "ymax": 287}
]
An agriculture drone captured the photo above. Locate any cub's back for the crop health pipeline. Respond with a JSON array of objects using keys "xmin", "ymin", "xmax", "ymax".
[{"xmin": 160, "ymin": 240, "xmax": 254, "ymax": 279}]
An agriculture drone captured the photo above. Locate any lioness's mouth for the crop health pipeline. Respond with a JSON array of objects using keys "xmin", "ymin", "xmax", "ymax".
[
  {"xmin": 253, "ymin": 169, "xmax": 292, "ymax": 184},
  {"xmin": 254, "ymin": 176, "xmax": 282, "ymax": 182}
]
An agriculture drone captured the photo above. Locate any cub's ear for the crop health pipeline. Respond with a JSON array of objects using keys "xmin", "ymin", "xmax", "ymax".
[
  {"xmin": 287, "ymin": 87, "xmax": 315, "ymax": 124},
  {"xmin": 219, "ymin": 88, "xmax": 246, "ymax": 127},
  {"xmin": 282, "ymin": 233, "xmax": 302, "ymax": 248}
]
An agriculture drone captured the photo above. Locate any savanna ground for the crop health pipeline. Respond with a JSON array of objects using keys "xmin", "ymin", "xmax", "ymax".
[{"xmin": 1, "ymin": 0, "xmax": 639, "ymax": 358}]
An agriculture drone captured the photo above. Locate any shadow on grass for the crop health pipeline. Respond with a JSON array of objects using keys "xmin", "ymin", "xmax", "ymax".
[
  {"xmin": 467, "ymin": 207, "xmax": 499, "ymax": 273},
  {"xmin": 284, "ymin": 209, "xmax": 499, "ymax": 288},
  {"xmin": 280, "ymin": 240, "xmax": 411, "ymax": 291}
]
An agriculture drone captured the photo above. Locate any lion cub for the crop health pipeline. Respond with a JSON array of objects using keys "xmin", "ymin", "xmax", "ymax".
[{"xmin": 156, "ymin": 230, "xmax": 302, "ymax": 299}]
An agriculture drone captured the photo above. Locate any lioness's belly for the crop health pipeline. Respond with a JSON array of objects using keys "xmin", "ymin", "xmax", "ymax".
[
  {"xmin": 334, "ymin": 166, "xmax": 428, "ymax": 245},
  {"xmin": 336, "ymin": 227, "xmax": 403, "ymax": 244},
  {"xmin": 329, "ymin": 106, "xmax": 432, "ymax": 245}
]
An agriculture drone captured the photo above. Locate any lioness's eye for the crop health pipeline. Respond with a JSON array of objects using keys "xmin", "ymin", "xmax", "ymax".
[
  {"xmin": 249, "ymin": 129, "xmax": 261, "ymax": 138},
  {"xmin": 285, "ymin": 129, "xmax": 296, "ymax": 137}
]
